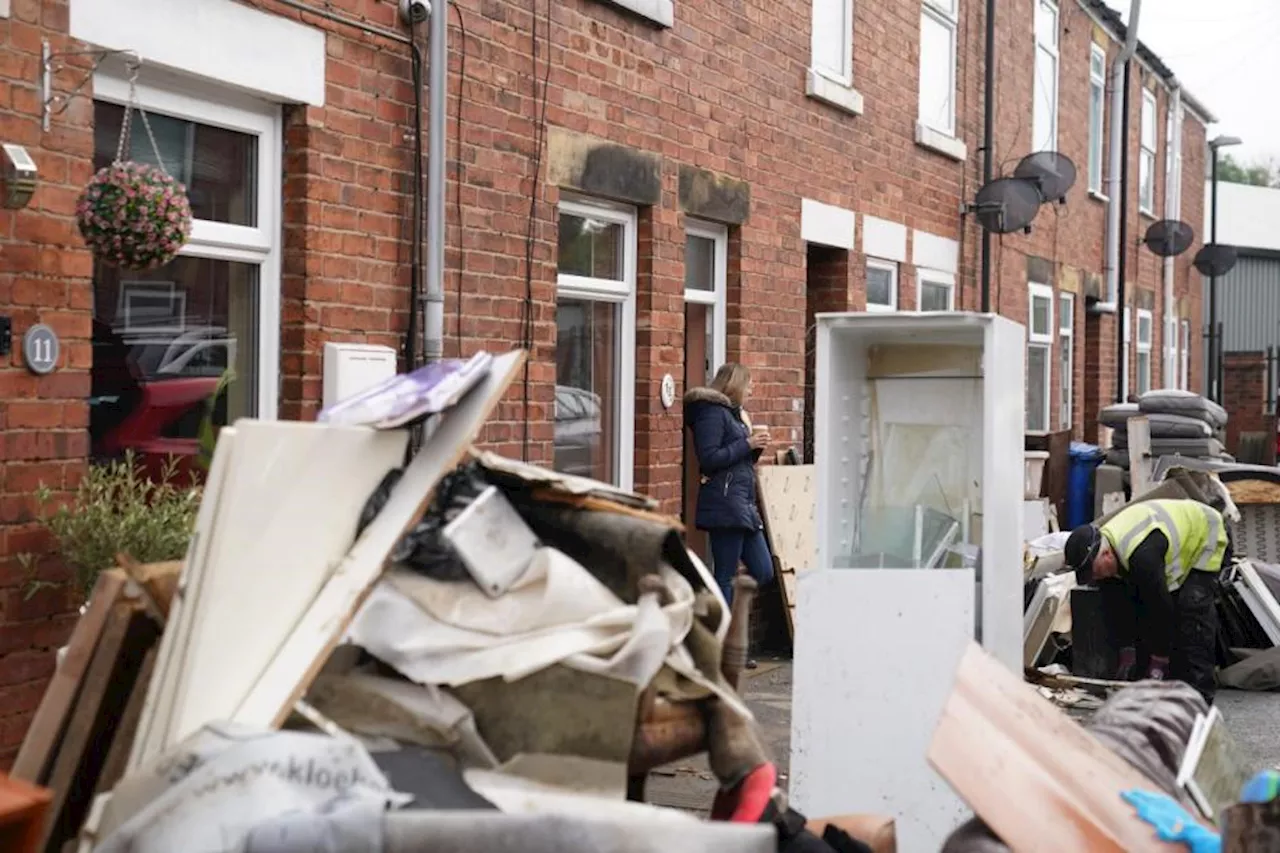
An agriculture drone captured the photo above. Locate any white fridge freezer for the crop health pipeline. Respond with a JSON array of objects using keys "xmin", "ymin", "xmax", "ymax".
[{"xmin": 790, "ymin": 312, "xmax": 1026, "ymax": 852}]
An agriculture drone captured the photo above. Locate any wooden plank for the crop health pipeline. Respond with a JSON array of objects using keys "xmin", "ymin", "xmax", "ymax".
[
  {"xmin": 38, "ymin": 602, "xmax": 144, "ymax": 853},
  {"xmin": 115, "ymin": 558, "xmax": 181, "ymax": 622},
  {"xmin": 757, "ymin": 465, "xmax": 815, "ymax": 642},
  {"xmin": 11, "ymin": 571, "xmax": 128, "ymax": 784},
  {"xmin": 235, "ymin": 349, "xmax": 527, "ymax": 728},
  {"xmin": 1127, "ymin": 415, "xmax": 1153, "ymax": 496},
  {"xmin": 126, "ymin": 429, "xmax": 235, "ymax": 772},
  {"xmin": 927, "ymin": 642, "xmax": 1202, "ymax": 853},
  {"xmin": 757, "ymin": 465, "xmax": 815, "ymax": 577},
  {"xmin": 167, "ymin": 422, "xmax": 408, "ymax": 747}
]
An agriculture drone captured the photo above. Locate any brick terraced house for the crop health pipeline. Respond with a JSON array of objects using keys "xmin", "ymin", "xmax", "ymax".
[{"xmin": 0, "ymin": 0, "xmax": 1211, "ymax": 760}]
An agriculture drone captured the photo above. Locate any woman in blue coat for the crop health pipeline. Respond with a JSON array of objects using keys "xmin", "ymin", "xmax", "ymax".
[{"xmin": 683, "ymin": 362, "xmax": 775, "ymax": 607}]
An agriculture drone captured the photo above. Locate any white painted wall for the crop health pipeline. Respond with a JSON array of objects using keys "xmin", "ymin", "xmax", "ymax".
[
  {"xmin": 1206, "ymin": 181, "xmax": 1280, "ymax": 253},
  {"xmin": 801, "ymin": 198, "xmax": 857, "ymax": 250},
  {"xmin": 70, "ymin": 0, "xmax": 326, "ymax": 106}
]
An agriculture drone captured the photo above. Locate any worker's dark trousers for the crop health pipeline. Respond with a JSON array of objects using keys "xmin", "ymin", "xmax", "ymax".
[
  {"xmin": 1101, "ymin": 567, "xmax": 1223, "ymax": 705},
  {"xmin": 1170, "ymin": 570, "xmax": 1220, "ymax": 704}
]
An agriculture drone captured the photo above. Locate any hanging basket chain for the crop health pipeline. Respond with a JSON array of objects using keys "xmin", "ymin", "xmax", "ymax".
[{"xmin": 114, "ymin": 59, "xmax": 173, "ymax": 177}]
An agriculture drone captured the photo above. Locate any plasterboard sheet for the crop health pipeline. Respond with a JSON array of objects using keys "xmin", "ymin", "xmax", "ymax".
[
  {"xmin": 791, "ymin": 569, "xmax": 974, "ymax": 852},
  {"xmin": 128, "ymin": 427, "xmax": 237, "ymax": 771},
  {"xmin": 165, "ymin": 421, "xmax": 409, "ymax": 747},
  {"xmin": 235, "ymin": 350, "xmax": 527, "ymax": 728}
]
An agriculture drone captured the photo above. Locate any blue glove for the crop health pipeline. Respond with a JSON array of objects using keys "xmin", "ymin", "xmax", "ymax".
[{"xmin": 1122, "ymin": 789, "xmax": 1221, "ymax": 853}]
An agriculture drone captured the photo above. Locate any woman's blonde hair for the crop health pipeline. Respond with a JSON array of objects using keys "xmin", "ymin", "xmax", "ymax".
[{"xmin": 710, "ymin": 362, "xmax": 751, "ymax": 405}]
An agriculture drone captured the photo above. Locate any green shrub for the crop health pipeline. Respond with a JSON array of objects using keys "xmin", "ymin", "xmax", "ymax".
[{"xmin": 36, "ymin": 453, "xmax": 200, "ymax": 597}]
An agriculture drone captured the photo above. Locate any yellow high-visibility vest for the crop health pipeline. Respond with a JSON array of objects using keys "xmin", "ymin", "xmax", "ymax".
[{"xmin": 1099, "ymin": 499, "xmax": 1228, "ymax": 591}]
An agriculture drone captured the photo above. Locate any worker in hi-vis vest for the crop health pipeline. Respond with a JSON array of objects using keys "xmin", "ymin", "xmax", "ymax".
[{"xmin": 1064, "ymin": 498, "xmax": 1231, "ymax": 703}]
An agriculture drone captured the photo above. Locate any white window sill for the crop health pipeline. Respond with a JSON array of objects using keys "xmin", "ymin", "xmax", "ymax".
[
  {"xmin": 914, "ymin": 123, "xmax": 967, "ymax": 162},
  {"xmin": 865, "ymin": 303, "xmax": 896, "ymax": 313},
  {"xmin": 598, "ymin": 0, "xmax": 673, "ymax": 26},
  {"xmin": 806, "ymin": 69, "xmax": 864, "ymax": 117},
  {"xmin": 0, "ymin": 0, "xmax": 9, "ymax": 18},
  {"xmin": 1088, "ymin": 189, "xmax": 1109, "ymax": 203},
  {"xmin": 1139, "ymin": 208, "xmax": 1156, "ymax": 220}
]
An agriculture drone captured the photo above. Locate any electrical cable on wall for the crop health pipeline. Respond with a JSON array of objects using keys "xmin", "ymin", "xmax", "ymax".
[{"xmin": 519, "ymin": 0, "xmax": 554, "ymax": 461}]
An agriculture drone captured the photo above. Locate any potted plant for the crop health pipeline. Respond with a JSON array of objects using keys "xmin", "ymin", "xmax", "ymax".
[{"xmin": 34, "ymin": 453, "xmax": 200, "ymax": 600}]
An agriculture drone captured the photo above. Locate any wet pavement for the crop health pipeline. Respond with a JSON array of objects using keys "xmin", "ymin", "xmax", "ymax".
[{"xmin": 643, "ymin": 659, "xmax": 1280, "ymax": 815}]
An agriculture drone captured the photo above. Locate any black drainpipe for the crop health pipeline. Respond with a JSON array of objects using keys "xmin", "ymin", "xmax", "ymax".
[
  {"xmin": 1115, "ymin": 61, "xmax": 1132, "ymax": 402},
  {"xmin": 980, "ymin": 0, "xmax": 996, "ymax": 313}
]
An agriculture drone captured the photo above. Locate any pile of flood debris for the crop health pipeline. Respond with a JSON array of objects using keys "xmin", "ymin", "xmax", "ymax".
[{"xmin": 4, "ymin": 350, "xmax": 894, "ymax": 853}]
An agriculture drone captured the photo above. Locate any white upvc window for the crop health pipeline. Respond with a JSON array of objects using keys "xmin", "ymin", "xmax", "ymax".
[
  {"xmin": 1087, "ymin": 44, "xmax": 1106, "ymax": 195},
  {"xmin": 1164, "ymin": 316, "xmax": 1178, "ymax": 391},
  {"xmin": 1059, "ymin": 292, "xmax": 1074, "ymax": 430},
  {"xmin": 1027, "ymin": 282, "xmax": 1055, "ymax": 432},
  {"xmin": 865, "ymin": 258, "xmax": 899, "ymax": 312},
  {"xmin": 917, "ymin": 270, "xmax": 955, "ymax": 311},
  {"xmin": 1139, "ymin": 89, "xmax": 1158, "ymax": 215},
  {"xmin": 1136, "ymin": 309, "xmax": 1153, "ymax": 396},
  {"xmin": 1121, "ymin": 307, "xmax": 1132, "ymax": 400},
  {"xmin": 918, "ymin": 0, "xmax": 958, "ymax": 137},
  {"xmin": 1033, "ymin": 0, "xmax": 1059, "ymax": 153},
  {"xmin": 684, "ymin": 220, "xmax": 728, "ymax": 384},
  {"xmin": 92, "ymin": 71, "xmax": 282, "ymax": 428},
  {"xmin": 808, "ymin": 0, "xmax": 863, "ymax": 114},
  {"xmin": 1179, "ymin": 319, "xmax": 1191, "ymax": 390},
  {"xmin": 555, "ymin": 198, "xmax": 637, "ymax": 490}
]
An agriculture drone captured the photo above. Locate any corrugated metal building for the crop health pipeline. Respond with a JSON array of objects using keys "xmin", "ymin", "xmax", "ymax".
[{"xmin": 1207, "ymin": 182, "xmax": 1280, "ymax": 358}]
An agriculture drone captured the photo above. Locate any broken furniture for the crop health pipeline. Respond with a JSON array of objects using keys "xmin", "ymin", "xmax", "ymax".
[{"xmin": 792, "ymin": 312, "xmax": 1026, "ymax": 852}]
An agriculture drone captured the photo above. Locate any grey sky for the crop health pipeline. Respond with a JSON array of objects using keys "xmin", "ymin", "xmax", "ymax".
[{"xmin": 1103, "ymin": 0, "xmax": 1279, "ymax": 161}]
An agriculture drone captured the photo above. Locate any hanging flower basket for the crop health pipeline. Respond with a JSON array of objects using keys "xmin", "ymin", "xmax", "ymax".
[{"xmin": 76, "ymin": 161, "xmax": 193, "ymax": 271}]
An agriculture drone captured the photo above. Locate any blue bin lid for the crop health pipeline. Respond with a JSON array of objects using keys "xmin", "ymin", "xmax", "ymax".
[{"xmin": 1069, "ymin": 441, "xmax": 1104, "ymax": 461}]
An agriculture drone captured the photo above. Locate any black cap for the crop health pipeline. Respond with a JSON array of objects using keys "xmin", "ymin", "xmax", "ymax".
[{"xmin": 1064, "ymin": 525, "xmax": 1102, "ymax": 585}]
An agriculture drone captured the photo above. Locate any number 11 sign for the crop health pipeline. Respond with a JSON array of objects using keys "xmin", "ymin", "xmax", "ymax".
[{"xmin": 23, "ymin": 323, "xmax": 60, "ymax": 375}]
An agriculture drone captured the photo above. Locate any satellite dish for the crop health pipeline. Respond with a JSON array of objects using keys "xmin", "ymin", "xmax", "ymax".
[
  {"xmin": 970, "ymin": 177, "xmax": 1044, "ymax": 234},
  {"xmin": 1013, "ymin": 152, "xmax": 1078, "ymax": 203},
  {"xmin": 1194, "ymin": 244, "xmax": 1239, "ymax": 278},
  {"xmin": 1143, "ymin": 220, "xmax": 1195, "ymax": 257}
]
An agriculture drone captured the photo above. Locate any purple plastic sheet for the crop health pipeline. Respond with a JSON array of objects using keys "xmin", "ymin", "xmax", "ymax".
[{"xmin": 317, "ymin": 351, "xmax": 494, "ymax": 429}]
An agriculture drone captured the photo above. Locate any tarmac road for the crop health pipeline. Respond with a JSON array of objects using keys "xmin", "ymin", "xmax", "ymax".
[{"xmin": 644, "ymin": 660, "xmax": 1280, "ymax": 815}]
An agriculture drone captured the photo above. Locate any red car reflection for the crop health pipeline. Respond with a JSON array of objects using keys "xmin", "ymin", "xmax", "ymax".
[{"xmin": 91, "ymin": 320, "xmax": 222, "ymax": 485}]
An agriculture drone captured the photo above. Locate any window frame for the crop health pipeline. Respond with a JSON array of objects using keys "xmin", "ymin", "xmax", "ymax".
[
  {"xmin": 1087, "ymin": 43, "xmax": 1106, "ymax": 195},
  {"xmin": 683, "ymin": 219, "xmax": 728, "ymax": 381},
  {"xmin": 916, "ymin": 269, "xmax": 955, "ymax": 312},
  {"xmin": 865, "ymin": 257, "xmax": 899, "ymax": 313},
  {"xmin": 808, "ymin": 0, "xmax": 860, "ymax": 87},
  {"xmin": 1136, "ymin": 308, "xmax": 1154, "ymax": 395},
  {"xmin": 1032, "ymin": 0, "xmax": 1060, "ymax": 153},
  {"xmin": 1139, "ymin": 88, "xmax": 1158, "ymax": 215},
  {"xmin": 555, "ymin": 196, "xmax": 638, "ymax": 492},
  {"xmin": 93, "ymin": 69, "xmax": 283, "ymax": 420},
  {"xmin": 918, "ymin": 0, "xmax": 959, "ymax": 138},
  {"xmin": 1027, "ymin": 281, "xmax": 1055, "ymax": 432},
  {"xmin": 1058, "ymin": 291, "xmax": 1074, "ymax": 430}
]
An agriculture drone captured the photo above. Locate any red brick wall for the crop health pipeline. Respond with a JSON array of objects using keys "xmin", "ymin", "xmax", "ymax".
[
  {"xmin": 1223, "ymin": 351, "xmax": 1269, "ymax": 456},
  {"xmin": 0, "ymin": 0, "xmax": 96, "ymax": 761},
  {"xmin": 0, "ymin": 0, "xmax": 1213, "ymax": 762}
]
